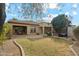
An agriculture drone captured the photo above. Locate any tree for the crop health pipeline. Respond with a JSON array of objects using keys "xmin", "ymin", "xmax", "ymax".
[
  {"xmin": 0, "ymin": 3, "xmax": 6, "ymax": 34},
  {"xmin": 21, "ymin": 3, "xmax": 47, "ymax": 20},
  {"xmin": 51, "ymin": 14, "xmax": 71, "ymax": 36},
  {"xmin": 7, "ymin": 3, "xmax": 48, "ymax": 21}
]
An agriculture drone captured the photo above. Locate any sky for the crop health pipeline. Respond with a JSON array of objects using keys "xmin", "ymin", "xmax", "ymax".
[{"xmin": 6, "ymin": 3, "xmax": 79, "ymax": 26}]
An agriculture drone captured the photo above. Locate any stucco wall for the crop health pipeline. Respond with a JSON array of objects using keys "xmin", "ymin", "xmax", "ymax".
[
  {"xmin": 27, "ymin": 26, "xmax": 31, "ymax": 35},
  {"xmin": 39, "ymin": 22, "xmax": 52, "ymax": 27},
  {"xmin": 68, "ymin": 26, "xmax": 76, "ymax": 37}
]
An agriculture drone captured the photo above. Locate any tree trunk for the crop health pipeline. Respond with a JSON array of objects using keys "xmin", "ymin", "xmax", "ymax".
[{"xmin": 0, "ymin": 3, "xmax": 6, "ymax": 35}]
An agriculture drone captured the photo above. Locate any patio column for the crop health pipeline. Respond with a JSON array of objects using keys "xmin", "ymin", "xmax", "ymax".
[
  {"xmin": 27, "ymin": 26, "xmax": 30, "ymax": 35},
  {"xmin": 10, "ymin": 24, "xmax": 13, "ymax": 38},
  {"xmin": 43, "ymin": 26, "xmax": 45, "ymax": 35},
  {"xmin": 51, "ymin": 27, "xmax": 53, "ymax": 36},
  {"xmin": 10, "ymin": 24, "xmax": 12, "ymax": 35}
]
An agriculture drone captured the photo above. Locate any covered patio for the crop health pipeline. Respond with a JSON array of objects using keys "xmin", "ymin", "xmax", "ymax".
[{"xmin": 8, "ymin": 20, "xmax": 53, "ymax": 36}]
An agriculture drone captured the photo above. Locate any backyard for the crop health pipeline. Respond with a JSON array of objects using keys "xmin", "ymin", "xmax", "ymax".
[
  {"xmin": 16, "ymin": 37, "xmax": 74, "ymax": 56},
  {"xmin": 0, "ymin": 3, "xmax": 79, "ymax": 56}
]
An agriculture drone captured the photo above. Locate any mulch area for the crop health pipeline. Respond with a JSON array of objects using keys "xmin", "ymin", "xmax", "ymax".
[{"xmin": 0, "ymin": 40, "xmax": 21, "ymax": 56}]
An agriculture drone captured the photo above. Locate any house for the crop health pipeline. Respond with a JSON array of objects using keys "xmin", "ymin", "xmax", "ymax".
[
  {"xmin": 8, "ymin": 19, "xmax": 75, "ymax": 38},
  {"xmin": 8, "ymin": 19, "xmax": 53, "ymax": 36}
]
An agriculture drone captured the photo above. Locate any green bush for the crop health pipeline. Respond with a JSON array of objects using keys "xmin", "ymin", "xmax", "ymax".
[
  {"xmin": 0, "ymin": 23, "xmax": 11, "ymax": 45},
  {"xmin": 73, "ymin": 26, "xmax": 79, "ymax": 40},
  {"xmin": 51, "ymin": 14, "xmax": 70, "ymax": 34}
]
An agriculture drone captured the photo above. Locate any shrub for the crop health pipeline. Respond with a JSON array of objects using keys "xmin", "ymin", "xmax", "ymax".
[
  {"xmin": 4, "ymin": 23, "xmax": 12, "ymax": 39},
  {"xmin": 0, "ymin": 23, "xmax": 11, "ymax": 45},
  {"xmin": 73, "ymin": 26, "xmax": 79, "ymax": 40},
  {"xmin": 51, "ymin": 14, "xmax": 71, "ymax": 35}
]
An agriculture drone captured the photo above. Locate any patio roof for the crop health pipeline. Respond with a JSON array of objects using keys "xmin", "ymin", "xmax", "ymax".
[{"xmin": 8, "ymin": 20, "xmax": 39, "ymax": 26}]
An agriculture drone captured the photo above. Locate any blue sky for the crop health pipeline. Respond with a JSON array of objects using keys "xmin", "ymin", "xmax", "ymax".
[{"xmin": 6, "ymin": 3, "xmax": 79, "ymax": 26}]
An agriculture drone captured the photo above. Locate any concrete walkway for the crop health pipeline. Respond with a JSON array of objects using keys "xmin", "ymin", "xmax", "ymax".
[{"xmin": 0, "ymin": 40, "xmax": 21, "ymax": 56}]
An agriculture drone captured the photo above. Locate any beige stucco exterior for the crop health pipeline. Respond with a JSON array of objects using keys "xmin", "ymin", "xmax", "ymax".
[
  {"xmin": 9, "ymin": 21, "xmax": 53, "ymax": 35},
  {"xmin": 26, "ymin": 23, "xmax": 52, "ymax": 35},
  {"xmin": 68, "ymin": 25, "xmax": 76, "ymax": 37}
]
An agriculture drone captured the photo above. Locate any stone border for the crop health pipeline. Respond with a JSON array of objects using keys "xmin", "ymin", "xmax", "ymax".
[
  {"xmin": 69, "ymin": 41, "xmax": 78, "ymax": 56},
  {"xmin": 69, "ymin": 35, "xmax": 78, "ymax": 56},
  {"xmin": 13, "ymin": 40, "xmax": 25, "ymax": 56}
]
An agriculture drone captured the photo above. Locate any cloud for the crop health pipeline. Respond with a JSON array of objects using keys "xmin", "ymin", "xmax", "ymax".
[
  {"xmin": 48, "ymin": 3, "xmax": 60, "ymax": 9},
  {"xmin": 65, "ymin": 12, "xmax": 70, "ymax": 15},
  {"xmin": 72, "ymin": 11, "xmax": 77, "ymax": 15},
  {"xmin": 72, "ymin": 4, "xmax": 77, "ymax": 8}
]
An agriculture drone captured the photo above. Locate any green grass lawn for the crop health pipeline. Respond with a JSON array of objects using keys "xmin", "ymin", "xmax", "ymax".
[{"xmin": 16, "ymin": 37, "xmax": 74, "ymax": 56}]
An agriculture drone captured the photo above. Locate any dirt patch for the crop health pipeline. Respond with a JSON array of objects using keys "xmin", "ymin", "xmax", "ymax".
[{"xmin": 0, "ymin": 40, "xmax": 20, "ymax": 56}]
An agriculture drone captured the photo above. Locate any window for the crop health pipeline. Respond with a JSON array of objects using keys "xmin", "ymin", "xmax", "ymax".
[
  {"xmin": 34, "ymin": 28, "xmax": 36, "ymax": 32},
  {"xmin": 30, "ymin": 27, "xmax": 36, "ymax": 33}
]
